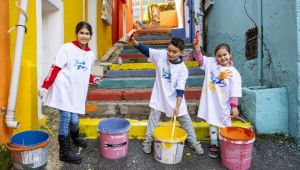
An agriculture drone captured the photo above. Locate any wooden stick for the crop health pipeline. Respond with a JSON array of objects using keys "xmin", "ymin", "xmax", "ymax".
[{"xmin": 171, "ymin": 116, "xmax": 177, "ymax": 142}]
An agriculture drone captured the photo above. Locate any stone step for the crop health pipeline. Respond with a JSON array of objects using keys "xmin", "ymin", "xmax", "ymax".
[
  {"xmin": 79, "ymin": 118, "xmax": 252, "ymax": 141},
  {"xmin": 109, "ymin": 61, "xmax": 199, "ymax": 70},
  {"xmin": 97, "ymin": 75, "xmax": 204, "ymax": 89},
  {"xmin": 105, "ymin": 67, "xmax": 204, "ymax": 78},
  {"xmin": 88, "ymin": 87, "xmax": 202, "ymax": 101}
]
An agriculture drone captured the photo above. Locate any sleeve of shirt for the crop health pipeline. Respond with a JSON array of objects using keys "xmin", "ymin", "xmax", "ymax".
[
  {"xmin": 41, "ymin": 65, "xmax": 61, "ymax": 89},
  {"xmin": 200, "ymin": 56, "xmax": 208, "ymax": 70},
  {"xmin": 136, "ymin": 43, "xmax": 149, "ymax": 57},
  {"xmin": 176, "ymin": 89, "xmax": 184, "ymax": 97},
  {"xmin": 230, "ymin": 97, "xmax": 239, "ymax": 107},
  {"xmin": 54, "ymin": 44, "xmax": 68, "ymax": 68},
  {"xmin": 175, "ymin": 67, "xmax": 188, "ymax": 91},
  {"xmin": 229, "ymin": 70, "xmax": 242, "ymax": 97},
  {"xmin": 149, "ymin": 48, "xmax": 166, "ymax": 64}
]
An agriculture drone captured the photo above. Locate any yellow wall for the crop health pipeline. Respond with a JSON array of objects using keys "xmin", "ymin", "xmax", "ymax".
[
  {"xmin": 63, "ymin": 0, "xmax": 84, "ymax": 43},
  {"xmin": 9, "ymin": 0, "xmax": 38, "ymax": 133},
  {"xmin": 63, "ymin": 0, "xmax": 112, "ymax": 58},
  {"xmin": 0, "ymin": 0, "xmax": 13, "ymax": 144},
  {"xmin": 97, "ymin": 0, "xmax": 112, "ymax": 58}
]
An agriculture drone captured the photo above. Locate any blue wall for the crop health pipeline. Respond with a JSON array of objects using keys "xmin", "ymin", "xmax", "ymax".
[{"xmin": 205, "ymin": 0, "xmax": 299, "ymax": 144}]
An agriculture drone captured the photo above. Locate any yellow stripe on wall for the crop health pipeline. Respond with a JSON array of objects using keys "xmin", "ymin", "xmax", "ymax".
[
  {"xmin": 97, "ymin": 0, "xmax": 112, "ymax": 59},
  {"xmin": 63, "ymin": 0, "xmax": 84, "ymax": 43},
  {"xmin": 9, "ymin": 0, "xmax": 38, "ymax": 133}
]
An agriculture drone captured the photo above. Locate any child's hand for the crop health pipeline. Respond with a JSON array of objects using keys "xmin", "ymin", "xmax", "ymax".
[
  {"xmin": 193, "ymin": 31, "xmax": 200, "ymax": 51},
  {"xmin": 38, "ymin": 87, "xmax": 48, "ymax": 101},
  {"xmin": 231, "ymin": 107, "xmax": 239, "ymax": 118},
  {"xmin": 126, "ymin": 29, "xmax": 136, "ymax": 43},
  {"xmin": 173, "ymin": 108, "xmax": 179, "ymax": 117},
  {"xmin": 93, "ymin": 76, "xmax": 103, "ymax": 85}
]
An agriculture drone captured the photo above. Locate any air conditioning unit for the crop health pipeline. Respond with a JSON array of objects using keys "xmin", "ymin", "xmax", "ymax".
[{"xmin": 204, "ymin": 0, "xmax": 214, "ymax": 11}]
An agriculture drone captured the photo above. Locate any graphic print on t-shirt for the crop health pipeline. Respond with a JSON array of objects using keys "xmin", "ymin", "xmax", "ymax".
[
  {"xmin": 73, "ymin": 59, "xmax": 88, "ymax": 71},
  {"xmin": 162, "ymin": 67, "xmax": 171, "ymax": 82},
  {"xmin": 208, "ymin": 68, "xmax": 232, "ymax": 90}
]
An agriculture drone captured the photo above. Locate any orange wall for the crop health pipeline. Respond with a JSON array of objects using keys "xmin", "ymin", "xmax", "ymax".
[
  {"xmin": 125, "ymin": 0, "xmax": 133, "ymax": 34},
  {"xmin": 112, "ymin": 0, "xmax": 133, "ymax": 44},
  {"xmin": 0, "ymin": 0, "xmax": 13, "ymax": 144}
]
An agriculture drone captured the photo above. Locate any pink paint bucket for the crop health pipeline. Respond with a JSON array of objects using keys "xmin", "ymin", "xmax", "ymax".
[
  {"xmin": 97, "ymin": 118, "xmax": 131, "ymax": 159},
  {"xmin": 219, "ymin": 117, "xmax": 256, "ymax": 170}
]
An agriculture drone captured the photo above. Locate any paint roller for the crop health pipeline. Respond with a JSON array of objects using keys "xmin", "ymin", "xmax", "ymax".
[{"xmin": 195, "ymin": 30, "xmax": 200, "ymax": 46}]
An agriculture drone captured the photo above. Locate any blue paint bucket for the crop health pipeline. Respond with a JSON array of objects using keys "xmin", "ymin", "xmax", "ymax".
[
  {"xmin": 6, "ymin": 130, "xmax": 50, "ymax": 170},
  {"xmin": 98, "ymin": 118, "xmax": 130, "ymax": 159}
]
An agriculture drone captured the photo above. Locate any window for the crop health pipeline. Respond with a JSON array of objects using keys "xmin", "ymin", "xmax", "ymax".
[{"xmin": 245, "ymin": 27, "xmax": 258, "ymax": 60}]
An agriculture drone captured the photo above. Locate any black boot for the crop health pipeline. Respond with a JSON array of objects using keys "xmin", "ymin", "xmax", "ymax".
[
  {"xmin": 70, "ymin": 130, "xmax": 87, "ymax": 148},
  {"xmin": 58, "ymin": 135, "xmax": 82, "ymax": 164}
]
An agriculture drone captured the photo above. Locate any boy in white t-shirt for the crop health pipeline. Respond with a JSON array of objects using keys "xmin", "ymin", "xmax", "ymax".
[{"xmin": 127, "ymin": 32, "xmax": 204, "ymax": 155}]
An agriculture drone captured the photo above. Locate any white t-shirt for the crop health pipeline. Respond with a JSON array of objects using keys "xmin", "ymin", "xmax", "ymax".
[
  {"xmin": 197, "ymin": 56, "xmax": 242, "ymax": 127},
  {"xmin": 148, "ymin": 49, "xmax": 189, "ymax": 117},
  {"xmin": 44, "ymin": 42, "xmax": 95, "ymax": 114}
]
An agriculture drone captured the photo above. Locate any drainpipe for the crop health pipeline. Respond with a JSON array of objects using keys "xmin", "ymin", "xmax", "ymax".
[
  {"xmin": 257, "ymin": 0, "xmax": 263, "ymax": 86},
  {"xmin": 6, "ymin": 0, "xmax": 28, "ymax": 128}
]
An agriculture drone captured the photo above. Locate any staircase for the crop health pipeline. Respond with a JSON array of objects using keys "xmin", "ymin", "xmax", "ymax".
[{"xmin": 79, "ymin": 29, "xmax": 251, "ymax": 140}]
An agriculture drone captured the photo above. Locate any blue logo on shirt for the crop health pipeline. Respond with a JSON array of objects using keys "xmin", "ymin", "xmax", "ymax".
[
  {"xmin": 74, "ymin": 59, "xmax": 87, "ymax": 71},
  {"xmin": 162, "ymin": 68, "xmax": 171, "ymax": 81}
]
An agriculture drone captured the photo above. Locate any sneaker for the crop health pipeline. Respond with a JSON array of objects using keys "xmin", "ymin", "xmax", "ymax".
[
  {"xmin": 142, "ymin": 141, "xmax": 152, "ymax": 154},
  {"xmin": 209, "ymin": 145, "xmax": 219, "ymax": 158},
  {"xmin": 190, "ymin": 142, "xmax": 204, "ymax": 155}
]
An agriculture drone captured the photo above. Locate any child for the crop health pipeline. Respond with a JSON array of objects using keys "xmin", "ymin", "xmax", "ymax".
[
  {"xmin": 127, "ymin": 31, "xmax": 204, "ymax": 155},
  {"xmin": 38, "ymin": 21, "xmax": 100, "ymax": 164},
  {"xmin": 193, "ymin": 38, "xmax": 242, "ymax": 158}
]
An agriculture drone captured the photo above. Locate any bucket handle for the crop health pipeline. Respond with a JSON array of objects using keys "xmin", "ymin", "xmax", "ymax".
[
  {"xmin": 221, "ymin": 116, "xmax": 254, "ymax": 132},
  {"xmin": 5, "ymin": 140, "xmax": 50, "ymax": 151}
]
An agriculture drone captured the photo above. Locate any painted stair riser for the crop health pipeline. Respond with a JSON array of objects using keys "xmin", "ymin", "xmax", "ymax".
[
  {"xmin": 79, "ymin": 118, "xmax": 251, "ymax": 141},
  {"xmin": 84, "ymin": 101, "xmax": 199, "ymax": 117},
  {"xmin": 88, "ymin": 88, "xmax": 202, "ymax": 101},
  {"xmin": 105, "ymin": 68, "xmax": 205, "ymax": 78},
  {"xmin": 98, "ymin": 76, "xmax": 204, "ymax": 89},
  {"xmin": 122, "ymin": 44, "xmax": 194, "ymax": 51},
  {"xmin": 109, "ymin": 61, "xmax": 199, "ymax": 70}
]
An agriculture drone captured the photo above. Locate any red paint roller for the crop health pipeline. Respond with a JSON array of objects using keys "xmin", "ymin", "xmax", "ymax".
[{"xmin": 195, "ymin": 30, "xmax": 200, "ymax": 46}]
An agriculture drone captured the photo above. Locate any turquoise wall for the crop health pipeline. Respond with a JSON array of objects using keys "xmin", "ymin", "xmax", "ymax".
[{"xmin": 205, "ymin": 0, "xmax": 299, "ymax": 144}]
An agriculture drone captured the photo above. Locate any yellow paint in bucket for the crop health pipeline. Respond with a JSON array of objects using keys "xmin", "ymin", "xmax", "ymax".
[
  {"xmin": 153, "ymin": 126, "xmax": 187, "ymax": 164},
  {"xmin": 153, "ymin": 126, "xmax": 186, "ymax": 143}
]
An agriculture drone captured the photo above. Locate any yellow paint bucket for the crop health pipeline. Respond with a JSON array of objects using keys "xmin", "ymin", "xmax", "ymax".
[{"xmin": 153, "ymin": 126, "xmax": 187, "ymax": 164}]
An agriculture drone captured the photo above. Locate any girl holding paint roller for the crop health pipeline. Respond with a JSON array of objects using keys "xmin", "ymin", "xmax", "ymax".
[
  {"xmin": 193, "ymin": 33, "xmax": 242, "ymax": 158},
  {"xmin": 126, "ymin": 30, "xmax": 204, "ymax": 155},
  {"xmin": 38, "ymin": 21, "xmax": 101, "ymax": 164}
]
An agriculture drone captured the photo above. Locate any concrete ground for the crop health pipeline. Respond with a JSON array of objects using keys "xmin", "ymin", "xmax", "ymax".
[
  {"xmin": 37, "ymin": 107, "xmax": 300, "ymax": 170},
  {"xmin": 44, "ymin": 135, "xmax": 300, "ymax": 170}
]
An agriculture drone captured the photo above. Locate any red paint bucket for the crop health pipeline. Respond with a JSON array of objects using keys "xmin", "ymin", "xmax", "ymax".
[
  {"xmin": 219, "ymin": 117, "xmax": 255, "ymax": 170},
  {"xmin": 97, "ymin": 118, "xmax": 131, "ymax": 159}
]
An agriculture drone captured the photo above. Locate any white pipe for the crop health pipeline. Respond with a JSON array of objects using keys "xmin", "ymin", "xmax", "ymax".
[
  {"xmin": 88, "ymin": 0, "xmax": 98, "ymax": 56},
  {"xmin": 6, "ymin": 0, "xmax": 29, "ymax": 128}
]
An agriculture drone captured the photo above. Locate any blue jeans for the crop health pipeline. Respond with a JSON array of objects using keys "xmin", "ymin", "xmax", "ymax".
[{"xmin": 59, "ymin": 110, "xmax": 79, "ymax": 136}]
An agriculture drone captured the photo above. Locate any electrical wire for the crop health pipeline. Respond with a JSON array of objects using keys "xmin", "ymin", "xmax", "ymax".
[{"xmin": 244, "ymin": 0, "xmax": 272, "ymax": 76}]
